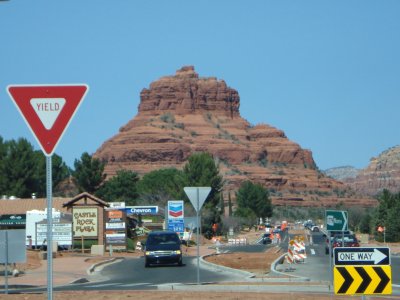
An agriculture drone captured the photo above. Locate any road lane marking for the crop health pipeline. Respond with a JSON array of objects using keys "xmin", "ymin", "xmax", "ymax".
[
  {"xmin": 87, "ymin": 283, "xmax": 123, "ymax": 288},
  {"xmin": 119, "ymin": 283, "xmax": 152, "ymax": 287},
  {"xmin": 310, "ymin": 248, "xmax": 316, "ymax": 255}
]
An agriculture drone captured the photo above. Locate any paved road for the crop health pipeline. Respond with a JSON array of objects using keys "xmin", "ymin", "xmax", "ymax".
[{"xmin": 52, "ymin": 255, "xmax": 249, "ymax": 291}]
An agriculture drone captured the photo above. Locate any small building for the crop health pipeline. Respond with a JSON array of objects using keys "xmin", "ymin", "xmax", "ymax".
[{"xmin": 63, "ymin": 192, "xmax": 109, "ymax": 246}]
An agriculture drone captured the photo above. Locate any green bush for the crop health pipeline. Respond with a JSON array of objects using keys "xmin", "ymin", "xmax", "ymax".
[{"xmin": 73, "ymin": 239, "xmax": 98, "ymax": 250}]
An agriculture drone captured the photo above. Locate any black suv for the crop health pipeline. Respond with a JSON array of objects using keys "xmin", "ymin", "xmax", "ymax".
[{"xmin": 144, "ymin": 231, "xmax": 183, "ymax": 267}]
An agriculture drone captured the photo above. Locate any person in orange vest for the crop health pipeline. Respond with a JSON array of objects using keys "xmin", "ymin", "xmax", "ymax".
[
  {"xmin": 212, "ymin": 223, "xmax": 218, "ymax": 236},
  {"xmin": 270, "ymin": 232, "xmax": 275, "ymax": 244},
  {"xmin": 276, "ymin": 232, "xmax": 281, "ymax": 244}
]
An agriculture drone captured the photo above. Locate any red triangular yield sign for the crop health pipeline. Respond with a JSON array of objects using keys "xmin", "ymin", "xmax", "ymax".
[{"xmin": 7, "ymin": 84, "xmax": 89, "ymax": 156}]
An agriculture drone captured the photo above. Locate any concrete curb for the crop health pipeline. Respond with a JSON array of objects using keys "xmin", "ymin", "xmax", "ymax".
[
  {"xmin": 68, "ymin": 257, "xmax": 124, "ymax": 285},
  {"xmin": 269, "ymin": 249, "xmax": 311, "ymax": 282},
  {"xmin": 157, "ymin": 283, "xmax": 331, "ymax": 293},
  {"xmin": 88, "ymin": 257, "xmax": 124, "ymax": 274},
  {"xmin": 200, "ymin": 246, "xmax": 312, "ymax": 283},
  {"xmin": 200, "ymin": 253, "xmax": 255, "ymax": 279}
]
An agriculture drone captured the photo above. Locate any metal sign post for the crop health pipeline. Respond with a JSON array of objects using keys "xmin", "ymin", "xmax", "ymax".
[
  {"xmin": 196, "ymin": 188, "xmax": 200, "ymax": 285},
  {"xmin": 184, "ymin": 187, "xmax": 211, "ymax": 285},
  {"xmin": 46, "ymin": 156, "xmax": 53, "ymax": 300},
  {"xmin": 4, "ymin": 231, "xmax": 8, "ymax": 294}
]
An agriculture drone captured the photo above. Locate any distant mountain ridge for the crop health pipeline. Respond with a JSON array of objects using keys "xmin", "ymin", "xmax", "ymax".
[
  {"xmin": 346, "ymin": 145, "xmax": 400, "ymax": 196},
  {"xmin": 323, "ymin": 166, "xmax": 360, "ymax": 181}
]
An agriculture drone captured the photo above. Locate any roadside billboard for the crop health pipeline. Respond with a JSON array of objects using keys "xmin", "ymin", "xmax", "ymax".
[{"xmin": 105, "ymin": 209, "xmax": 127, "ymax": 250}]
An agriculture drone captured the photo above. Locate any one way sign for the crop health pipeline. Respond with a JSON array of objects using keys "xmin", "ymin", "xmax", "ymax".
[{"xmin": 334, "ymin": 247, "xmax": 390, "ymax": 266}]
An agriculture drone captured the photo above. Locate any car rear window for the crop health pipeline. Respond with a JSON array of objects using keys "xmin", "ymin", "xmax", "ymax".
[
  {"xmin": 147, "ymin": 233, "xmax": 180, "ymax": 245},
  {"xmin": 334, "ymin": 235, "xmax": 357, "ymax": 243}
]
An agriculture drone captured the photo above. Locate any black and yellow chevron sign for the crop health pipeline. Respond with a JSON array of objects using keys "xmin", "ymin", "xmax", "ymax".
[{"xmin": 334, "ymin": 265, "xmax": 392, "ymax": 295}]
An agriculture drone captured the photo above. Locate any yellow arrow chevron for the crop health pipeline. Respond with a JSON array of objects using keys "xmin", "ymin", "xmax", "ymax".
[
  {"xmin": 334, "ymin": 265, "xmax": 392, "ymax": 295},
  {"xmin": 347, "ymin": 266, "xmax": 363, "ymax": 294}
]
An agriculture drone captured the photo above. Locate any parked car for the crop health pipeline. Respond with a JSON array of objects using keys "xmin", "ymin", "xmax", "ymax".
[
  {"xmin": 144, "ymin": 230, "xmax": 183, "ymax": 267},
  {"xmin": 272, "ymin": 228, "xmax": 281, "ymax": 234},
  {"xmin": 310, "ymin": 225, "xmax": 320, "ymax": 232},
  {"xmin": 262, "ymin": 233, "xmax": 272, "ymax": 244},
  {"xmin": 325, "ymin": 230, "xmax": 352, "ymax": 254},
  {"xmin": 332, "ymin": 234, "xmax": 360, "ymax": 249}
]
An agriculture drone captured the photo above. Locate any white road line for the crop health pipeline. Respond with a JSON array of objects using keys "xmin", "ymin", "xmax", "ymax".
[
  {"xmin": 86, "ymin": 283, "xmax": 122, "ymax": 288},
  {"xmin": 310, "ymin": 248, "xmax": 316, "ymax": 255},
  {"xmin": 119, "ymin": 283, "xmax": 152, "ymax": 287}
]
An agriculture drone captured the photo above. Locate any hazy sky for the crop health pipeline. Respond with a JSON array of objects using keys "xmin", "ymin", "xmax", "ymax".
[{"xmin": 1, "ymin": 1, "xmax": 399, "ymax": 170}]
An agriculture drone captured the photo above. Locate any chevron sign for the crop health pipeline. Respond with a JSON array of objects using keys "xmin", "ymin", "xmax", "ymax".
[{"xmin": 334, "ymin": 265, "xmax": 392, "ymax": 295}]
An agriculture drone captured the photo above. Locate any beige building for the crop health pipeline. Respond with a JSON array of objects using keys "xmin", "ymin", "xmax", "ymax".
[{"xmin": 0, "ymin": 192, "xmax": 109, "ymax": 246}]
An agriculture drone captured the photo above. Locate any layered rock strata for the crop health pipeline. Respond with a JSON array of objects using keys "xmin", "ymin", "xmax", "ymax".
[{"xmin": 94, "ymin": 66, "xmax": 376, "ymax": 207}]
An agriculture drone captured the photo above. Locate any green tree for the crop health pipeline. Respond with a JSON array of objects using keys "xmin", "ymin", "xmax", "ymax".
[
  {"xmin": 2, "ymin": 138, "xmax": 37, "ymax": 198},
  {"xmin": 386, "ymin": 194, "xmax": 400, "ymax": 242},
  {"xmin": 235, "ymin": 181, "xmax": 272, "ymax": 229},
  {"xmin": 0, "ymin": 136, "xmax": 69, "ymax": 198},
  {"xmin": 96, "ymin": 169, "xmax": 140, "ymax": 205},
  {"xmin": 33, "ymin": 151, "xmax": 70, "ymax": 197},
  {"xmin": 183, "ymin": 152, "xmax": 223, "ymax": 235},
  {"xmin": 0, "ymin": 137, "xmax": 8, "ymax": 194},
  {"xmin": 137, "ymin": 168, "xmax": 187, "ymax": 207},
  {"xmin": 228, "ymin": 191, "xmax": 233, "ymax": 217},
  {"xmin": 359, "ymin": 211, "xmax": 371, "ymax": 234},
  {"xmin": 373, "ymin": 189, "xmax": 400, "ymax": 242},
  {"xmin": 73, "ymin": 152, "xmax": 106, "ymax": 193}
]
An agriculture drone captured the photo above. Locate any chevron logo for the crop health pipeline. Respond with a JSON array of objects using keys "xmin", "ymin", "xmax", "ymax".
[
  {"xmin": 168, "ymin": 202, "xmax": 183, "ymax": 219},
  {"xmin": 334, "ymin": 265, "xmax": 392, "ymax": 295}
]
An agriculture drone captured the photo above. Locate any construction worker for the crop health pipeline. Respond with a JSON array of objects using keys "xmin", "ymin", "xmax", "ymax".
[
  {"xmin": 276, "ymin": 232, "xmax": 281, "ymax": 244},
  {"xmin": 270, "ymin": 232, "xmax": 275, "ymax": 244}
]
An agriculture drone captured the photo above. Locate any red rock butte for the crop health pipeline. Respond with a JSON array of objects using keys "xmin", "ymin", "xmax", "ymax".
[{"xmin": 94, "ymin": 66, "xmax": 376, "ymax": 207}]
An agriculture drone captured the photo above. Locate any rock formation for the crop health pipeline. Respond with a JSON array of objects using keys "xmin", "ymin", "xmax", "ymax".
[
  {"xmin": 346, "ymin": 146, "xmax": 400, "ymax": 196},
  {"xmin": 323, "ymin": 166, "xmax": 360, "ymax": 181},
  {"xmin": 94, "ymin": 66, "xmax": 376, "ymax": 207}
]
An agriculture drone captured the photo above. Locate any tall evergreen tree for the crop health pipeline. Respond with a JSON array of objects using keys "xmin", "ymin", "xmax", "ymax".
[
  {"xmin": 228, "ymin": 191, "xmax": 233, "ymax": 217},
  {"xmin": 386, "ymin": 193, "xmax": 400, "ymax": 242},
  {"xmin": 0, "ymin": 136, "xmax": 69, "ymax": 198},
  {"xmin": 2, "ymin": 138, "xmax": 37, "ymax": 198},
  {"xmin": 0, "ymin": 137, "xmax": 8, "ymax": 194},
  {"xmin": 137, "ymin": 168, "xmax": 187, "ymax": 207},
  {"xmin": 72, "ymin": 152, "xmax": 106, "ymax": 193},
  {"xmin": 235, "ymin": 180, "xmax": 272, "ymax": 228},
  {"xmin": 373, "ymin": 189, "xmax": 400, "ymax": 242},
  {"xmin": 96, "ymin": 169, "xmax": 140, "ymax": 205},
  {"xmin": 183, "ymin": 152, "xmax": 223, "ymax": 235},
  {"xmin": 33, "ymin": 151, "xmax": 70, "ymax": 197}
]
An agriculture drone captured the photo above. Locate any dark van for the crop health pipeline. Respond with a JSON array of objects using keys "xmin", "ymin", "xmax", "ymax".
[{"xmin": 144, "ymin": 231, "xmax": 183, "ymax": 267}]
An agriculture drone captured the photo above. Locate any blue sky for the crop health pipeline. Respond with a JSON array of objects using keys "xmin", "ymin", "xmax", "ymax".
[{"xmin": 1, "ymin": 1, "xmax": 399, "ymax": 170}]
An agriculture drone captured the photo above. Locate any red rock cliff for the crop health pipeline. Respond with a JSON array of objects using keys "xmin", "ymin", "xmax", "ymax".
[{"xmin": 94, "ymin": 66, "xmax": 376, "ymax": 207}]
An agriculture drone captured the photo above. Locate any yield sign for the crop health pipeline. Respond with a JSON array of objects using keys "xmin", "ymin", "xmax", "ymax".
[
  {"xmin": 7, "ymin": 84, "xmax": 89, "ymax": 156},
  {"xmin": 184, "ymin": 187, "xmax": 211, "ymax": 212}
]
